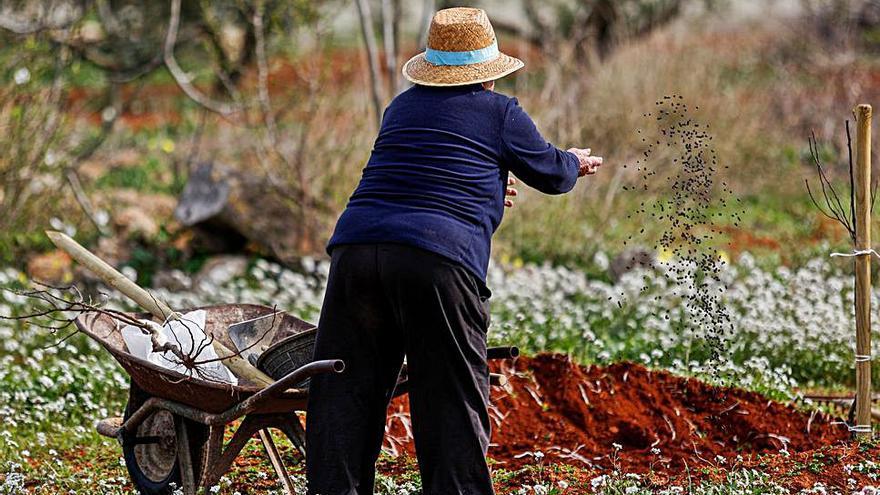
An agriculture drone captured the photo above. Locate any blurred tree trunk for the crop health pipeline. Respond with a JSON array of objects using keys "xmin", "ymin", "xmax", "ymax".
[
  {"xmin": 393, "ymin": 0, "xmax": 403, "ymax": 67},
  {"xmin": 355, "ymin": 0, "xmax": 386, "ymax": 126},
  {"xmin": 381, "ymin": 0, "xmax": 400, "ymax": 96},
  {"xmin": 418, "ymin": 0, "xmax": 434, "ymax": 49}
]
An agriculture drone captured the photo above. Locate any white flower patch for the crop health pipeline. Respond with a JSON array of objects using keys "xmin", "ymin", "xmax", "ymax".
[{"xmin": 0, "ymin": 251, "xmax": 875, "ymax": 494}]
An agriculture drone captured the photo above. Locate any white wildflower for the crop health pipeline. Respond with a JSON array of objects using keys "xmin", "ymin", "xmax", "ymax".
[{"xmin": 14, "ymin": 67, "xmax": 30, "ymax": 85}]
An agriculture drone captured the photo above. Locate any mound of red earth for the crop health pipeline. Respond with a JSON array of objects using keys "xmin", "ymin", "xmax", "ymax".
[{"xmin": 384, "ymin": 353, "xmax": 849, "ymax": 473}]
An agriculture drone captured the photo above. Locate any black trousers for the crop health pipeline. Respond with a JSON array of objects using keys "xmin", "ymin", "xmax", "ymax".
[{"xmin": 305, "ymin": 243, "xmax": 494, "ymax": 495}]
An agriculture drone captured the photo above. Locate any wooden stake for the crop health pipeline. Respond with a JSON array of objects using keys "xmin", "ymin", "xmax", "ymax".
[{"xmin": 854, "ymin": 104, "xmax": 873, "ymax": 439}]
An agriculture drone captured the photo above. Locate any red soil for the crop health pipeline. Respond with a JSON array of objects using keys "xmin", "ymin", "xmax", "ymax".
[
  {"xmin": 384, "ymin": 354, "xmax": 849, "ymax": 474},
  {"xmin": 721, "ymin": 225, "xmax": 781, "ymax": 257}
]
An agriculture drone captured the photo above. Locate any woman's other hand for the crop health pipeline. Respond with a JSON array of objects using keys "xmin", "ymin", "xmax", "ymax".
[
  {"xmin": 504, "ymin": 177, "xmax": 518, "ymax": 208},
  {"xmin": 568, "ymin": 148, "xmax": 603, "ymax": 177}
]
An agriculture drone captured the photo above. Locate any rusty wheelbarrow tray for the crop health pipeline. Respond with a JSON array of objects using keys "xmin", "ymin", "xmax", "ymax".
[{"xmin": 77, "ymin": 303, "xmax": 518, "ymax": 495}]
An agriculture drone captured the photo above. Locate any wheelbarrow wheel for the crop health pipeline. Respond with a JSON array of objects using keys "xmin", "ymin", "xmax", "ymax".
[{"xmin": 121, "ymin": 383, "xmax": 208, "ymax": 495}]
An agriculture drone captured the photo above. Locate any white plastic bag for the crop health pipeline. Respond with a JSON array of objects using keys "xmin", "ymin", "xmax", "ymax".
[{"xmin": 120, "ymin": 309, "xmax": 237, "ymax": 385}]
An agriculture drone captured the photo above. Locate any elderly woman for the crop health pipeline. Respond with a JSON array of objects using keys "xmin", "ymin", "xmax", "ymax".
[{"xmin": 306, "ymin": 7, "xmax": 602, "ymax": 495}]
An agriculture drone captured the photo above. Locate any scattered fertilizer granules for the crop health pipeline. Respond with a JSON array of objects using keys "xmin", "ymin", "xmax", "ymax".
[{"xmin": 620, "ymin": 95, "xmax": 745, "ymax": 367}]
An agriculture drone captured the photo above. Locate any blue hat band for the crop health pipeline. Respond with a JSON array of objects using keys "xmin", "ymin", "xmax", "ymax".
[{"xmin": 424, "ymin": 40, "xmax": 499, "ymax": 66}]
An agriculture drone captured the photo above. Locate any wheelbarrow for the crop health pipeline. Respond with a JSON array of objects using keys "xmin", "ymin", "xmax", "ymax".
[{"xmin": 77, "ymin": 303, "xmax": 519, "ymax": 495}]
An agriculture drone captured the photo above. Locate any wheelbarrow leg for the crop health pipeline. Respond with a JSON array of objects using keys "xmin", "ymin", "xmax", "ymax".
[
  {"xmin": 175, "ymin": 419, "xmax": 198, "ymax": 495},
  {"xmin": 198, "ymin": 425, "xmax": 225, "ymax": 487},
  {"xmin": 201, "ymin": 416, "xmax": 263, "ymax": 488},
  {"xmin": 258, "ymin": 429, "xmax": 295, "ymax": 495},
  {"xmin": 277, "ymin": 414, "xmax": 307, "ymax": 457}
]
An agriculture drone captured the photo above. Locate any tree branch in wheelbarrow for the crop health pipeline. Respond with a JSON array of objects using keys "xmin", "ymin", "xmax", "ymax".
[
  {"xmin": 0, "ymin": 230, "xmax": 274, "ymax": 386},
  {"xmin": 0, "ymin": 281, "xmax": 186, "ymax": 359}
]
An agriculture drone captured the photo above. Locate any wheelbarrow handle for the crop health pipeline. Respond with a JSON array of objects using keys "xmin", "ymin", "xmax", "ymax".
[
  {"xmin": 278, "ymin": 359, "xmax": 343, "ymax": 395},
  {"xmin": 252, "ymin": 359, "xmax": 345, "ymax": 402},
  {"xmin": 487, "ymin": 346, "xmax": 519, "ymax": 360}
]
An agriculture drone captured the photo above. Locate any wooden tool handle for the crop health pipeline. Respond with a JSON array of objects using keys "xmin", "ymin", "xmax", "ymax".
[{"xmin": 47, "ymin": 231, "xmax": 176, "ymax": 320}]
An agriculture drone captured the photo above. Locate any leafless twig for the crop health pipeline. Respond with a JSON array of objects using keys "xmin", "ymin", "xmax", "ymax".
[{"xmin": 805, "ymin": 126, "xmax": 860, "ymax": 244}]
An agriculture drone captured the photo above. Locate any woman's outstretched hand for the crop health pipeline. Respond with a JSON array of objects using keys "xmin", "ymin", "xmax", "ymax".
[
  {"xmin": 505, "ymin": 147, "xmax": 597, "ymax": 207},
  {"xmin": 504, "ymin": 177, "xmax": 518, "ymax": 208},
  {"xmin": 568, "ymin": 148, "xmax": 603, "ymax": 177}
]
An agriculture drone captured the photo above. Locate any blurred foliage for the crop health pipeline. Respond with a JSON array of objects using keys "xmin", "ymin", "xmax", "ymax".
[
  {"xmin": 1, "ymin": 38, "xmax": 78, "ymax": 253},
  {"xmin": 1, "ymin": 0, "xmax": 879, "ymax": 274},
  {"xmin": 801, "ymin": 0, "xmax": 880, "ymax": 50},
  {"xmin": 523, "ymin": 0, "xmax": 688, "ymax": 59},
  {"xmin": 93, "ymin": 155, "xmax": 182, "ymax": 194},
  {"xmin": 0, "ymin": 0, "xmax": 337, "ymax": 262}
]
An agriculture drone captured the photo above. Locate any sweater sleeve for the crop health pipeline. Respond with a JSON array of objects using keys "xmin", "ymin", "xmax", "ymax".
[{"xmin": 500, "ymin": 97, "xmax": 580, "ymax": 195}]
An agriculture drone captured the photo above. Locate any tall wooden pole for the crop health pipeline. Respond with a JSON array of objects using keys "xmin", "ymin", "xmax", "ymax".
[{"xmin": 854, "ymin": 104, "xmax": 873, "ymax": 439}]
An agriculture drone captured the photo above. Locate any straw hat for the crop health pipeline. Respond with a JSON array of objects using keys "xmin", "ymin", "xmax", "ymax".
[{"xmin": 402, "ymin": 7, "xmax": 524, "ymax": 87}]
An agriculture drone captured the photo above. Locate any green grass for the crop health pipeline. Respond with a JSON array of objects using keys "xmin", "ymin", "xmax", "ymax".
[{"xmin": 93, "ymin": 155, "xmax": 184, "ymax": 195}]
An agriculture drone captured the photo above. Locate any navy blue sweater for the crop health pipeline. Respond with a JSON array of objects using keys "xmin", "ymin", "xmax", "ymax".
[{"xmin": 327, "ymin": 83, "xmax": 579, "ymax": 283}]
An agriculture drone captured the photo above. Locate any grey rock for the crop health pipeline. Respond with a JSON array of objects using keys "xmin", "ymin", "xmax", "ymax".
[{"xmin": 194, "ymin": 255, "xmax": 249, "ymax": 290}]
